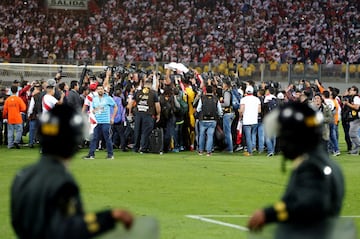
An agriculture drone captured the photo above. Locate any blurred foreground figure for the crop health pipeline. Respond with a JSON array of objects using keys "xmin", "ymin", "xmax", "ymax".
[
  {"xmin": 11, "ymin": 104, "xmax": 133, "ymax": 239},
  {"xmin": 247, "ymin": 102, "xmax": 345, "ymax": 239}
]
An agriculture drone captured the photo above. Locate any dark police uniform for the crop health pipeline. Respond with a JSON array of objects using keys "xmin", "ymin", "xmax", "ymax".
[
  {"xmin": 11, "ymin": 155, "xmax": 116, "ymax": 239},
  {"xmin": 248, "ymin": 102, "xmax": 346, "ymax": 238},
  {"xmin": 263, "ymin": 146, "xmax": 345, "ymax": 238},
  {"xmin": 133, "ymin": 86, "xmax": 159, "ymax": 152}
]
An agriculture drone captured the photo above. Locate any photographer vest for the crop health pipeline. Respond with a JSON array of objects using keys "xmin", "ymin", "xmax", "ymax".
[{"xmin": 135, "ymin": 87, "xmax": 156, "ymax": 115}]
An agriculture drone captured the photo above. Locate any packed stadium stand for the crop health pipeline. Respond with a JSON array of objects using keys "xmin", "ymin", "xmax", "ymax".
[{"xmin": 0, "ymin": 0, "xmax": 359, "ymax": 66}]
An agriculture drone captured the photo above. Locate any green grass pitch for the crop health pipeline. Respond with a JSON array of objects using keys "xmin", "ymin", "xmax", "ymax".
[{"xmin": 1, "ymin": 146, "xmax": 359, "ymax": 239}]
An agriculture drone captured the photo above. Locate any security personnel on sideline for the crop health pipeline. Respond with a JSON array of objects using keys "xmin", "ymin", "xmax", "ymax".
[
  {"xmin": 11, "ymin": 104, "xmax": 133, "ymax": 239},
  {"xmin": 247, "ymin": 102, "xmax": 345, "ymax": 238},
  {"xmin": 133, "ymin": 79, "xmax": 161, "ymax": 153}
]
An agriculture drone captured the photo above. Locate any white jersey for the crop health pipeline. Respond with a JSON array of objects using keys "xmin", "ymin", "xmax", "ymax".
[
  {"xmin": 83, "ymin": 92, "xmax": 98, "ymax": 124},
  {"xmin": 42, "ymin": 94, "xmax": 58, "ymax": 113},
  {"xmin": 240, "ymin": 95, "xmax": 261, "ymax": 125},
  {"xmin": 354, "ymin": 95, "xmax": 360, "ymax": 118},
  {"xmin": 324, "ymin": 98, "xmax": 335, "ymax": 111}
]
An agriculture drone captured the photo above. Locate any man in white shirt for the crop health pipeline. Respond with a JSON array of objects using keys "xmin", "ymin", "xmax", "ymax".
[
  {"xmin": 239, "ymin": 85, "xmax": 261, "ymax": 156},
  {"xmin": 343, "ymin": 86, "xmax": 360, "ymax": 155}
]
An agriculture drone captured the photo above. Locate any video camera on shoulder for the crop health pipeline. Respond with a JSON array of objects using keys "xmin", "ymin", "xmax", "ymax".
[{"xmin": 58, "ymin": 66, "xmax": 67, "ymax": 78}]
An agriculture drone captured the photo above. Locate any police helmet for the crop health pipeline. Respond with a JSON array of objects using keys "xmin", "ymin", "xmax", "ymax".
[
  {"xmin": 38, "ymin": 104, "xmax": 87, "ymax": 158},
  {"xmin": 264, "ymin": 101, "xmax": 323, "ymax": 159}
]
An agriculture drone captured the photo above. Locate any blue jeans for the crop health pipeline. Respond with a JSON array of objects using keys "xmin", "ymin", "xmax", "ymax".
[
  {"xmin": 28, "ymin": 119, "xmax": 39, "ymax": 146},
  {"xmin": 0, "ymin": 119, "xmax": 3, "ymax": 144},
  {"xmin": 7, "ymin": 123, "xmax": 23, "ymax": 148},
  {"xmin": 243, "ymin": 124, "xmax": 258, "ymax": 154},
  {"xmin": 198, "ymin": 120, "xmax": 217, "ymax": 153},
  {"xmin": 223, "ymin": 113, "xmax": 234, "ymax": 152},
  {"xmin": 89, "ymin": 123, "xmax": 113, "ymax": 157},
  {"xmin": 252, "ymin": 123, "xmax": 264, "ymax": 152},
  {"xmin": 328, "ymin": 123, "xmax": 339, "ymax": 152},
  {"xmin": 266, "ymin": 136, "xmax": 276, "ymax": 154}
]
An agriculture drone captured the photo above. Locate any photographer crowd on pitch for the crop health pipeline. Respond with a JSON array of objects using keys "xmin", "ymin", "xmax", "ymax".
[{"xmin": 1, "ymin": 63, "xmax": 360, "ymax": 158}]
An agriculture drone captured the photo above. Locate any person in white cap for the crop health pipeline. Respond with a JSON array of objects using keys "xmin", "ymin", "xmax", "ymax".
[{"xmin": 239, "ymin": 85, "xmax": 261, "ymax": 156}]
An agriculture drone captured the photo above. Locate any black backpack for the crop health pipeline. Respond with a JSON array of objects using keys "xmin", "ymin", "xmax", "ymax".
[
  {"xmin": 264, "ymin": 97, "xmax": 278, "ymax": 115},
  {"xmin": 160, "ymin": 95, "xmax": 174, "ymax": 120},
  {"xmin": 201, "ymin": 95, "xmax": 218, "ymax": 120}
]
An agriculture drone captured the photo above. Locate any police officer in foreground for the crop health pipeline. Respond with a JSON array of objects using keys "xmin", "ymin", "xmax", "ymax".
[
  {"xmin": 247, "ymin": 102, "xmax": 345, "ymax": 239},
  {"xmin": 11, "ymin": 104, "xmax": 133, "ymax": 239}
]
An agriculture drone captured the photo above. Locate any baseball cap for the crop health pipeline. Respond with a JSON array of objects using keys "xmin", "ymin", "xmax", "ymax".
[
  {"xmin": 245, "ymin": 86, "xmax": 254, "ymax": 94},
  {"xmin": 47, "ymin": 79, "xmax": 56, "ymax": 88},
  {"xmin": 13, "ymin": 79, "xmax": 20, "ymax": 84},
  {"xmin": 89, "ymin": 82, "xmax": 98, "ymax": 91},
  {"xmin": 277, "ymin": 92, "xmax": 285, "ymax": 100}
]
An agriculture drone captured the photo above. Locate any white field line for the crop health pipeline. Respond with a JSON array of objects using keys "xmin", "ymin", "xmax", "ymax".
[
  {"xmin": 341, "ymin": 215, "xmax": 360, "ymax": 218},
  {"xmin": 188, "ymin": 214, "xmax": 360, "ymax": 218},
  {"xmin": 189, "ymin": 215, "xmax": 249, "ymax": 218},
  {"xmin": 186, "ymin": 215, "xmax": 249, "ymax": 232},
  {"xmin": 186, "ymin": 214, "xmax": 360, "ymax": 232}
]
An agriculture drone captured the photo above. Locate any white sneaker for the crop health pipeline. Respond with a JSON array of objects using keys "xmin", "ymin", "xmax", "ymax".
[
  {"xmin": 333, "ymin": 151, "xmax": 340, "ymax": 156},
  {"xmin": 267, "ymin": 152, "xmax": 274, "ymax": 157},
  {"xmin": 234, "ymin": 145, "xmax": 243, "ymax": 152},
  {"xmin": 83, "ymin": 155, "xmax": 94, "ymax": 160}
]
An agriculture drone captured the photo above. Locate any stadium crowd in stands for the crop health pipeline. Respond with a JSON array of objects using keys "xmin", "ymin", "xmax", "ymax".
[{"xmin": 0, "ymin": 0, "xmax": 359, "ymax": 65}]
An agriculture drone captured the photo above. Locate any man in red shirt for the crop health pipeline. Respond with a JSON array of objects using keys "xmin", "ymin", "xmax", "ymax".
[{"xmin": 3, "ymin": 86, "xmax": 26, "ymax": 148}]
